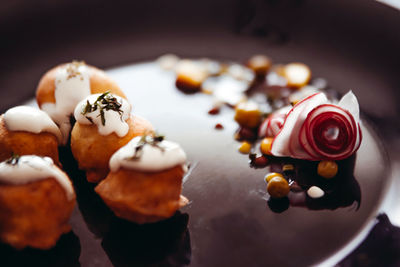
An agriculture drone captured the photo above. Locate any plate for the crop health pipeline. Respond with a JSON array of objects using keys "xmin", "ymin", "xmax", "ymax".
[{"xmin": 2, "ymin": 61, "xmax": 392, "ymax": 267}]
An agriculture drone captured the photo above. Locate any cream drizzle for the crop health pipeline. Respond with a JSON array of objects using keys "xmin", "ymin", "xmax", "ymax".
[
  {"xmin": 109, "ymin": 136, "xmax": 187, "ymax": 172},
  {"xmin": 0, "ymin": 155, "xmax": 74, "ymax": 200},
  {"xmin": 4, "ymin": 106, "xmax": 63, "ymax": 143},
  {"xmin": 41, "ymin": 62, "xmax": 91, "ymax": 145},
  {"xmin": 74, "ymin": 93, "xmax": 131, "ymax": 137}
]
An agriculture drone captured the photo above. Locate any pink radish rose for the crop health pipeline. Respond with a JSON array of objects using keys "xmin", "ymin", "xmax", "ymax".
[{"xmin": 270, "ymin": 91, "xmax": 362, "ymax": 160}]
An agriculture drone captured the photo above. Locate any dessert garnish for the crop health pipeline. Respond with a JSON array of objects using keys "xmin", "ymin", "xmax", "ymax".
[
  {"xmin": 307, "ymin": 186, "xmax": 325, "ymax": 199},
  {"xmin": 215, "ymin": 123, "xmax": 224, "ymax": 130},
  {"xmin": 81, "ymin": 91, "xmax": 123, "ymax": 126},
  {"xmin": 126, "ymin": 133, "xmax": 166, "ymax": 161},
  {"xmin": 74, "ymin": 93, "xmax": 131, "ymax": 137},
  {"xmin": 5, "ymin": 153, "xmax": 20, "ymax": 166},
  {"xmin": 109, "ymin": 134, "xmax": 187, "ymax": 173},
  {"xmin": 64, "ymin": 60, "xmax": 85, "ymax": 80},
  {"xmin": 270, "ymin": 91, "xmax": 362, "ymax": 160}
]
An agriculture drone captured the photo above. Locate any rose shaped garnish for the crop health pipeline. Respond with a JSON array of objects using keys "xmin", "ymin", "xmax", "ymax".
[
  {"xmin": 270, "ymin": 91, "xmax": 362, "ymax": 160},
  {"xmin": 258, "ymin": 106, "xmax": 291, "ymax": 138}
]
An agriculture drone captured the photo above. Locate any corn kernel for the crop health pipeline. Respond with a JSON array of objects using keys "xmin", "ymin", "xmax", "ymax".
[
  {"xmin": 157, "ymin": 54, "xmax": 179, "ymax": 70},
  {"xmin": 283, "ymin": 63, "xmax": 311, "ymax": 89},
  {"xmin": 234, "ymin": 102, "xmax": 262, "ymax": 128},
  {"xmin": 234, "ymin": 132, "xmax": 241, "ymax": 140},
  {"xmin": 267, "ymin": 176, "xmax": 290, "ymax": 198},
  {"xmin": 260, "ymin": 137, "xmax": 274, "ymax": 155},
  {"xmin": 264, "ymin": 172, "xmax": 284, "ymax": 183},
  {"xmin": 239, "ymin": 141, "xmax": 252, "ymax": 154},
  {"xmin": 282, "ymin": 164, "xmax": 294, "ymax": 172},
  {"xmin": 271, "ymin": 64, "xmax": 286, "ymax": 77},
  {"xmin": 317, "ymin": 160, "xmax": 338, "ymax": 179},
  {"xmin": 247, "ymin": 55, "xmax": 272, "ymax": 77},
  {"xmin": 175, "ymin": 60, "xmax": 208, "ymax": 91}
]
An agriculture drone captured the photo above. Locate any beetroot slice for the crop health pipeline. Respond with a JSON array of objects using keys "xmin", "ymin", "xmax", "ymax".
[
  {"xmin": 270, "ymin": 91, "xmax": 362, "ymax": 160},
  {"xmin": 299, "ymin": 104, "xmax": 359, "ymax": 160},
  {"xmin": 258, "ymin": 106, "xmax": 291, "ymax": 138},
  {"xmin": 258, "ymin": 113, "xmax": 286, "ymax": 138},
  {"xmin": 271, "ymin": 92, "xmax": 328, "ymax": 158}
]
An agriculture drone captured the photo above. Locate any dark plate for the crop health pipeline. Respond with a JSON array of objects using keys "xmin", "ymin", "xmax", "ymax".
[{"xmin": 0, "ymin": 0, "xmax": 399, "ymax": 266}]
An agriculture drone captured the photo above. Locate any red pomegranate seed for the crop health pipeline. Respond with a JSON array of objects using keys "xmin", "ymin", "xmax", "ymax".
[{"xmin": 215, "ymin": 123, "xmax": 224, "ymax": 130}]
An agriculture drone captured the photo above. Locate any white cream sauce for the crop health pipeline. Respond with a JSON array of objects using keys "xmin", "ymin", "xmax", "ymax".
[
  {"xmin": 41, "ymin": 62, "xmax": 91, "ymax": 145},
  {"xmin": 109, "ymin": 136, "xmax": 187, "ymax": 172},
  {"xmin": 0, "ymin": 155, "xmax": 74, "ymax": 200},
  {"xmin": 4, "ymin": 106, "xmax": 63, "ymax": 143},
  {"xmin": 74, "ymin": 93, "xmax": 131, "ymax": 137}
]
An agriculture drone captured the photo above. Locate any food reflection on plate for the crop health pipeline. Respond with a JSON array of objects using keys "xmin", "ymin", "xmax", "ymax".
[
  {"xmin": 266, "ymin": 155, "xmax": 361, "ymax": 213},
  {"xmin": 102, "ymin": 212, "xmax": 191, "ymax": 267},
  {"xmin": 0, "ymin": 231, "xmax": 81, "ymax": 267}
]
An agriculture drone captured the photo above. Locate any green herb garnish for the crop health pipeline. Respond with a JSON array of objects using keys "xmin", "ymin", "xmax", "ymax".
[
  {"xmin": 6, "ymin": 154, "xmax": 20, "ymax": 166},
  {"xmin": 81, "ymin": 91, "xmax": 123, "ymax": 126},
  {"xmin": 66, "ymin": 61, "xmax": 85, "ymax": 80},
  {"xmin": 128, "ymin": 133, "xmax": 165, "ymax": 161}
]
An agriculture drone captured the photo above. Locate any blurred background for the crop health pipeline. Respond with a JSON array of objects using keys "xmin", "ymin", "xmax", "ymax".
[{"xmin": 0, "ymin": 0, "xmax": 399, "ymax": 115}]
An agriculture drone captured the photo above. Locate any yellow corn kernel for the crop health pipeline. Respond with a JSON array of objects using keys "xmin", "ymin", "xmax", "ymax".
[
  {"xmin": 234, "ymin": 102, "xmax": 262, "ymax": 128},
  {"xmin": 267, "ymin": 176, "xmax": 290, "ymax": 198},
  {"xmin": 264, "ymin": 172, "xmax": 284, "ymax": 183},
  {"xmin": 282, "ymin": 164, "xmax": 294, "ymax": 172},
  {"xmin": 247, "ymin": 55, "xmax": 272, "ymax": 76},
  {"xmin": 175, "ymin": 60, "xmax": 208, "ymax": 89},
  {"xmin": 260, "ymin": 137, "xmax": 274, "ymax": 155},
  {"xmin": 272, "ymin": 64, "xmax": 286, "ymax": 77},
  {"xmin": 239, "ymin": 141, "xmax": 252, "ymax": 154},
  {"xmin": 317, "ymin": 160, "xmax": 338, "ymax": 179},
  {"xmin": 283, "ymin": 63, "xmax": 311, "ymax": 89}
]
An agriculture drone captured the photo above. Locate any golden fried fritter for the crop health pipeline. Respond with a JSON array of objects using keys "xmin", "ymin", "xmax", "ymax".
[
  {"xmin": 95, "ymin": 165, "xmax": 187, "ymax": 224},
  {"xmin": 36, "ymin": 63, "xmax": 126, "ymax": 107},
  {"xmin": 71, "ymin": 115, "xmax": 154, "ymax": 183},
  {"xmin": 0, "ymin": 116, "xmax": 60, "ymax": 166},
  {"xmin": 0, "ymin": 178, "xmax": 75, "ymax": 250}
]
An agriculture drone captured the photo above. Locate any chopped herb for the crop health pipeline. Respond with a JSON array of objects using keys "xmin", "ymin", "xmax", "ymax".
[
  {"xmin": 85, "ymin": 116, "xmax": 94, "ymax": 124},
  {"xmin": 6, "ymin": 154, "xmax": 20, "ymax": 165},
  {"xmin": 127, "ymin": 133, "xmax": 165, "ymax": 161},
  {"xmin": 81, "ymin": 91, "xmax": 124, "ymax": 126},
  {"xmin": 100, "ymin": 108, "xmax": 105, "ymax": 125},
  {"xmin": 66, "ymin": 61, "xmax": 85, "ymax": 80}
]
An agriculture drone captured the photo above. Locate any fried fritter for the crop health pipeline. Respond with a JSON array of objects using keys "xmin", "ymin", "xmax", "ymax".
[
  {"xmin": 0, "ymin": 178, "xmax": 75, "ymax": 250},
  {"xmin": 95, "ymin": 165, "xmax": 187, "ymax": 224},
  {"xmin": 0, "ymin": 116, "xmax": 60, "ymax": 166},
  {"xmin": 71, "ymin": 115, "xmax": 154, "ymax": 183},
  {"xmin": 36, "ymin": 63, "xmax": 126, "ymax": 107}
]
